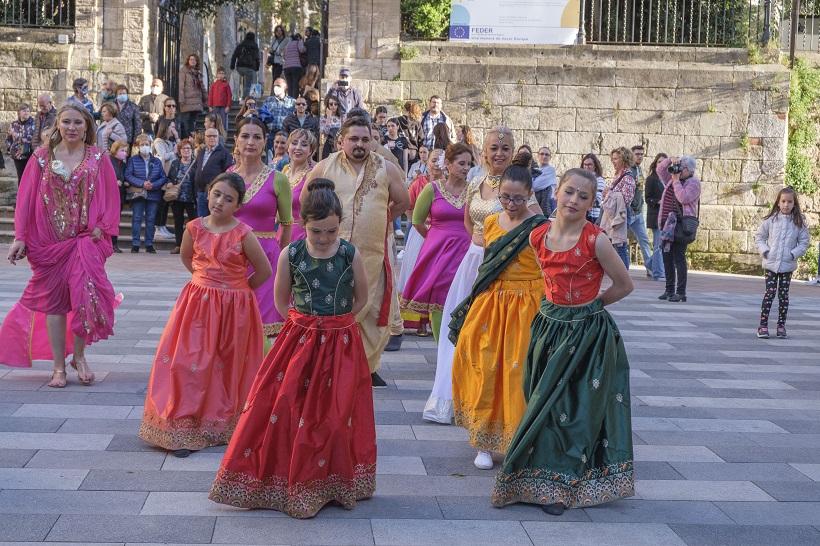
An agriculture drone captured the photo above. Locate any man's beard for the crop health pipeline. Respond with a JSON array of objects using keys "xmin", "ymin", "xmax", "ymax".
[{"xmin": 350, "ymin": 147, "xmax": 367, "ymax": 159}]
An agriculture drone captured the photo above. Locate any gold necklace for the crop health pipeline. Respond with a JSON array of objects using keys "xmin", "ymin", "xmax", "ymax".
[
  {"xmin": 486, "ymin": 174, "xmax": 502, "ymax": 189},
  {"xmin": 287, "ymin": 163, "xmax": 311, "ymax": 189}
]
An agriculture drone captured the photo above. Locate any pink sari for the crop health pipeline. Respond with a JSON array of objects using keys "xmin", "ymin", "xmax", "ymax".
[{"xmin": 0, "ymin": 146, "xmax": 121, "ymax": 368}]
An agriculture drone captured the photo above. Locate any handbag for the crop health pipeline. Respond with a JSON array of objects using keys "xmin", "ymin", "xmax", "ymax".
[
  {"xmin": 163, "ymin": 161, "xmax": 192, "ymax": 202},
  {"xmin": 126, "ymin": 161, "xmax": 152, "ymax": 201},
  {"xmin": 673, "ymin": 192, "xmax": 700, "ymax": 245}
]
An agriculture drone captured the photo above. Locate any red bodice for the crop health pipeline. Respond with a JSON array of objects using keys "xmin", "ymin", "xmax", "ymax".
[{"xmin": 530, "ymin": 221, "xmax": 605, "ymax": 306}]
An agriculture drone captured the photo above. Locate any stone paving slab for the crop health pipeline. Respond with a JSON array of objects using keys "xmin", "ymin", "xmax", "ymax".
[{"xmin": 3, "ymin": 257, "xmax": 820, "ymax": 544}]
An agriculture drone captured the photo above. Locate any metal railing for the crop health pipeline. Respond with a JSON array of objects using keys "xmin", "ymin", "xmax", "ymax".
[
  {"xmin": 1, "ymin": 0, "xmax": 75, "ymax": 28},
  {"xmin": 582, "ymin": 0, "xmax": 778, "ymax": 46},
  {"xmin": 781, "ymin": 0, "xmax": 820, "ymax": 57}
]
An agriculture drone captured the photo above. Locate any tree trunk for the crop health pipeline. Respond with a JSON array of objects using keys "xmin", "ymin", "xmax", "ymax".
[
  {"xmin": 181, "ymin": 15, "xmax": 205, "ymax": 73},
  {"xmin": 213, "ymin": 4, "xmax": 237, "ymax": 83}
]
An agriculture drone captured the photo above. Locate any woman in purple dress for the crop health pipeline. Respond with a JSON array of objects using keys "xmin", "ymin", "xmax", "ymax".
[
  {"xmin": 231, "ymin": 117, "xmax": 294, "ymax": 337},
  {"xmin": 400, "ymin": 143, "xmax": 472, "ymax": 343},
  {"xmin": 281, "ymin": 128, "xmax": 317, "ymax": 242}
]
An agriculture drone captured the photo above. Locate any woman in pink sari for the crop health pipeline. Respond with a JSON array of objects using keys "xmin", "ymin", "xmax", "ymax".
[{"xmin": 1, "ymin": 104, "xmax": 121, "ymax": 387}]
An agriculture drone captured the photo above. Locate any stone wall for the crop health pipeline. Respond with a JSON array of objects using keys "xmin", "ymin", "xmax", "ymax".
[{"xmin": 327, "ymin": 36, "xmax": 796, "ymax": 272}]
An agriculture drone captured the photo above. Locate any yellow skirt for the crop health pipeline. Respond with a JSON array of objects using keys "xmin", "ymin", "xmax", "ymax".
[{"xmin": 452, "ymin": 277, "xmax": 542, "ymax": 453}]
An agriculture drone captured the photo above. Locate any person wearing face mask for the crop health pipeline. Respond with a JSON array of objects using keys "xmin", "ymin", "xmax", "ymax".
[
  {"xmin": 125, "ymin": 134, "xmax": 168, "ymax": 253},
  {"xmin": 262, "ymin": 78, "xmax": 296, "ymax": 135},
  {"xmin": 138, "ymin": 78, "xmax": 170, "ymax": 137},
  {"xmin": 66, "ymin": 78, "xmax": 95, "ymax": 115},
  {"xmin": 166, "ymin": 138, "xmax": 197, "ymax": 254},
  {"xmin": 324, "ymin": 68, "xmax": 364, "ymax": 119},
  {"xmin": 94, "ymin": 80, "xmax": 119, "ymax": 121},
  {"xmin": 114, "ymin": 85, "xmax": 142, "ymax": 151},
  {"xmin": 109, "ymin": 139, "xmax": 131, "ymax": 252}
]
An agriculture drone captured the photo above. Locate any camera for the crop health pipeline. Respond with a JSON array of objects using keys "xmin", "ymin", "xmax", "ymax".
[
  {"xmin": 667, "ymin": 164, "xmax": 683, "ymax": 174},
  {"xmin": 337, "ymin": 80, "xmax": 349, "ymax": 88}
]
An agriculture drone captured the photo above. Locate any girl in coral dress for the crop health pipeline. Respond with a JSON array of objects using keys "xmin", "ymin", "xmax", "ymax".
[
  {"xmin": 210, "ymin": 178, "xmax": 376, "ymax": 519},
  {"xmin": 449, "ymin": 152, "xmax": 547, "ymax": 471},
  {"xmin": 492, "ymin": 168, "xmax": 635, "ymax": 516},
  {"xmin": 139, "ymin": 173, "xmax": 272, "ymax": 457},
  {"xmin": 399, "ymin": 144, "xmax": 472, "ymax": 341}
]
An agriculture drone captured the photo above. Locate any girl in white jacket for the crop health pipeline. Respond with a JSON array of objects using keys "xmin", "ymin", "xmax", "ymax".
[{"xmin": 754, "ymin": 187, "xmax": 810, "ymax": 339}]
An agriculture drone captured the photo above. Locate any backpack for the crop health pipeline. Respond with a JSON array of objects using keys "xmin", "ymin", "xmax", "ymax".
[{"xmin": 237, "ymin": 44, "xmax": 258, "ymax": 68}]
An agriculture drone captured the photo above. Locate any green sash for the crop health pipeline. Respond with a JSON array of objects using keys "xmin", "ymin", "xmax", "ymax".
[{"xmin": 448, "ymin": 214, "xmax": 547, "ymax": 344}]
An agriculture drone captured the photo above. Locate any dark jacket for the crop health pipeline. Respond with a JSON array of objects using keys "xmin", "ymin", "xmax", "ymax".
[
  {"xmin": 231, "ymin": 37, "xmax": 261, "ymax": 71},
  {"xmin": 644, "ymin": 172, "xmax": 664, "ymax": 230},
  {"xmin": 281, "ymin": 111, "xmax": 320, "ymax": 140},
  {"xmin": 154, "ymin": 115, "xmax": 188, "ymax": 139},
  {"xmin": 193, "ymin": 144, "xmax": 233, "ymax": 192},
  {"xmin": 304, "ymin": 35, "xmax": 321, "ymax": 66},
  {"xmin": 31, "ymin": 107, "xmax": 57, "ymax": 149},
  {"xmin": 116, "ymin": 100, "xmax": 142, "ymax": 145},
  {"xmin": 124, "ymin": 154, "xmax": 168, "ymax": 201},
  {"xmin": 138, "ymin": 93, "xmax": 169, "ymax": 135},
  {"xmin": 168, "ymin": 158, "xmax": 196, "ymax": 203},
  {"xmin": 111, "ymin": 156, "xmax": 127, "ymax": 205}
]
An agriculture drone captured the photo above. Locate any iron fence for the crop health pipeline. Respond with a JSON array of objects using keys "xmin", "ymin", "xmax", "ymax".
[
  {"xmin": 156, "ymin": 0, "xmax": 182, "ymax": 100},
  {"xmin": 1, "ymin": 0, "xmax": 74, "ymax": 28},
  {"xmin": 781, "ymin": 0, "xmax": 820, "ymax": 55},
  {"xmin": 582, "ymin": 0, "xmax": 782, "ymax": 46}
]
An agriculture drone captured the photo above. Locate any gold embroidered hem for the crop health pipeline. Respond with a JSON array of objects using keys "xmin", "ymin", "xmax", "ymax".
[
  {"xmin": 138, "ymin": 413, "xmax": 239, "ymax": 450},
  {"xmin": 453, "ymin": 401, "xmax": 520, "ymax": 452},
  {"xmin": 492, "ymin": 461, "xmax": 635, "ymax": 509},
  {"xmin": 263, "ymin": 322, "xmax": 284, "ymax": 337},
  {"xmin": 254, "ymin": 231, "xmax": 277, "ymax": 239},
  {"xmin": 209, "ymin": 463, "xmax": 376, "ymax": 519},
  {"xmin": 398, "ymin": 297, "xmax": 444, "ymax": 315}
]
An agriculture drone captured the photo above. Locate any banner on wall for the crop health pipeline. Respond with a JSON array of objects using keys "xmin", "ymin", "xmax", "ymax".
[{"xmin": 449, "ymin": 0, "xmax": 581, "ymax": 45}]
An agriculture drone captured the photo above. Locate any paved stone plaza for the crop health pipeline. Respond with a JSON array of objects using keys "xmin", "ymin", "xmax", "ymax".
[{"xmin": 0, "ymin": 251, "xmax": 819, "ymax": 545}]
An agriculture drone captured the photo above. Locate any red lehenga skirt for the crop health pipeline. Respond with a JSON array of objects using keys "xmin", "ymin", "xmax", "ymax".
[{"xmin": 209, "ymin": 309, "xmax": 377, "ymax": 519}]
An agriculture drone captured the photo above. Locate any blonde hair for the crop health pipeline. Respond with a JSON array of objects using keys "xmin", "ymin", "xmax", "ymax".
[
  {"xmin": 286, "ymin": 128, "xmax": 318, "ymax": 155},
  {"xmin": 610, "ymin": 146, "xmax": 635, "ymax": 169},
  {"xmin": 45, "ymin": 104, "xmax": 97, "ymax": 150},
  {"xmin": 109, "ymin": 139, "xmax": 129, "ymax": 157},
  {"xmin": 481, "ymin": 126, "xmax": 514, "ymax": 170}
]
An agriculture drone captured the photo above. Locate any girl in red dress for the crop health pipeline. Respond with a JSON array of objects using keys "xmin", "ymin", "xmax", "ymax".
[
  {"xmin": 139, "ymin": 173, "xmax": 272, "ymax": 458},
  {"xmin": 209, "ymin": 178, "xmax": 376, "ymax": 519}
]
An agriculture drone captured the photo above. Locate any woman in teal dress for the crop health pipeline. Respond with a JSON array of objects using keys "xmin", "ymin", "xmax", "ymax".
[{"xmin": 491, "ymin": 168, "xmax": 635, "ymax": 515}]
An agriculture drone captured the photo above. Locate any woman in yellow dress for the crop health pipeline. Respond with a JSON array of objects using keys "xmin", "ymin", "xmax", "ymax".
[{"xmin": 450, "ymin": 152, "xmax": 547, "ymax": 470}]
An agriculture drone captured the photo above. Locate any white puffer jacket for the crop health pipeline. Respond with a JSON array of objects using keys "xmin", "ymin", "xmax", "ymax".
[{"xmin": 755, "ymin": 213, "xmax": 810, "ymax": 273}]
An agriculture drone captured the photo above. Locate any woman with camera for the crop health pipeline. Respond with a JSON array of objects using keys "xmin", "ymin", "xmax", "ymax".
[{"xmin": 657, "ymin": 156, "xmax": 701, "ymax": 302}]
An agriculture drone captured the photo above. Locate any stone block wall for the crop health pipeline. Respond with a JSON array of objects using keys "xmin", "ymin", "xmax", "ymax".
[{"xmin": 329, "ymin": 41, "xmax": 795, "ymax": 272}]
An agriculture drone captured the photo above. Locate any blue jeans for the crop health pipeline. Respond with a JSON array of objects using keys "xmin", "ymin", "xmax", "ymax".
[
  {"xmin": 649, "ymin": 228, "xmax": 665, "ymax": 279},
  {"xmin": 627, "ymin": 213, "xmax": 653, "ymax": 271},
  {"xmin": 614, "ymin": 242, "xmax": 630, "ymax": 270},
  {"xmin": 197, "ymin": 191, "xmax": 209, "ymax": 217},
  {"xmin": 131, "ymin": 198, "xmax": 158, "ymax": 247}
]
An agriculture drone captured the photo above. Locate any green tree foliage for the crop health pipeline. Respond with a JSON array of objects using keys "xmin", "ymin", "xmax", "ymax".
[
  {"xmin": 785, "ymin": 57, "xmax": 820, "ymax": 195},
  {"xmin": 181, "ymin": 0, "xmax": 234, "ymax": 18},
  {"xmin": 401, "ymin": 0, "xmax": 450, "ymax": 39}
]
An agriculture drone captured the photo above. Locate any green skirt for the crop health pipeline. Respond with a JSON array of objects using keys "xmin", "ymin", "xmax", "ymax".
[{"xmin": 491, "ymin": 298, "xmax": 634, "ymax": 509}]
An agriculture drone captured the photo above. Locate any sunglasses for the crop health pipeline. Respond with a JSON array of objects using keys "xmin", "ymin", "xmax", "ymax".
[
  {"xmin": 166, "ymin": 104, "xmax": 177, "ymax": 108},
  {"xmin": 328, "ymin": 102, "xmax": 338, "ymax": 106},
  {"xmin": 296, "ymin": 102, "xmax": 307, "ymax": 106}
]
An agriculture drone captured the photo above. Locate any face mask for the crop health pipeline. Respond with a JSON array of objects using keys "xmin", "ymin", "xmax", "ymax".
[
  {"xmin": 102, "ymin": 92, "xmax": 114, "ymax": 100},
  {"xmin": 273, "ymin": 86, "xmax": 284, "ymax": 96},
  {"xmin": 116, "ymin": 151, "xmax": 127, "ymax": 160},
  {"xmin": 81, "ymin": 88, "xmax": 88, "ymax": 96},
  {"xmin": 117, "ymin": 94, "xmax": 127, "ymax": 103},
  {"xmin": 139, "ymin": 145, "xmax": 151, "ymax": 156},
  {"xmin": 151, "ymin": 86, "xmax": 161, "ymax": 95}
]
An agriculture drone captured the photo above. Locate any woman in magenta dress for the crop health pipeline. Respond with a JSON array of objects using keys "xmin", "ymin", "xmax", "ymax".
[
  {"xmin": 1, "ymin": 104, "xmax": 120, "ymax": 386},
  {"xmin": 231, "ymin": 117, "xmax": 294, "ymax": 337},
  {"xmin": 282, "ymin": 128, "xmax": 316, "ymax": 242},
  {"xmin": 400, "ymin": 143, "xmax": 472, "ymax": 342}
]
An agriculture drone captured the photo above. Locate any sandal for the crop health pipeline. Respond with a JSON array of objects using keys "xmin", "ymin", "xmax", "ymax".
[
  {"xmin": 416, "ymin": 323, "xmax": 429, "ymax": 337},
  {"xmin": 48, "ymin": 370, "xmax": 67, "ymax": 388},
  {"xmin": 70, "ymin": 357, "xmax": 95, "ymax": 386}
]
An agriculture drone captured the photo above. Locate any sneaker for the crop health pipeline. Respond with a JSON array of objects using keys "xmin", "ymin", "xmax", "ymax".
[
  {"xmin": 776, "ymin": 325, "xmax": 787, "ymax": 339},
  {"xmin": 807, "ymin": 276, "xmax": 820, "ymax": 285},
  {"xmin": 394, "ymin": 229, "xmax": 404, "ymax": 239},
  {"xmin": 371, "ymin": 372, "xmax": 387, "ymax": 388},
  {"xmin": 655, "ymin": 276, "xmax": 666, "ymax": 282},
  {"xmin": 397, "ymin": 249, "xmax": 405, "ymax": 260},
  {"xmin": 757, "ymin": 326, "xmax": 769, "ymax": 339},
  {"xmin": 474, "ymin": 450, "xmax": 493, "ymax": 470},
  {"xmin": 156, "ymin": 227, "xmax": 174, "ymax": 240}
]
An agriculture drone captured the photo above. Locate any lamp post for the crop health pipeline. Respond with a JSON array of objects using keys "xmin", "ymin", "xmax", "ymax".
[
  {"xmin": 762, "ymin": 0, "xmax": 772, "ymax": 46},
  {"xmin": 577, "ymin": 0, "xmax": 586, "ymax": 45}
]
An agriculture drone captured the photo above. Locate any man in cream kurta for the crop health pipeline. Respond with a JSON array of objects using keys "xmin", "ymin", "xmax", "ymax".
[{"xmin": 304, "ymin": 117, "xmax": 410, "ymax": 385}]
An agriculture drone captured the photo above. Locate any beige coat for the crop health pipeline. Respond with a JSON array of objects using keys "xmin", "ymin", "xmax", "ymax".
[{"xmin": 179, "ymin": 67, "xmax": 205, "ymax": 113}]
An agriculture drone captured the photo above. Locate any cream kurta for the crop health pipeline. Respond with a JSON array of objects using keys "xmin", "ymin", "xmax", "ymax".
[{"xmin": 323, "ymin": 151, "xmax": 392, "ymax": 372}]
